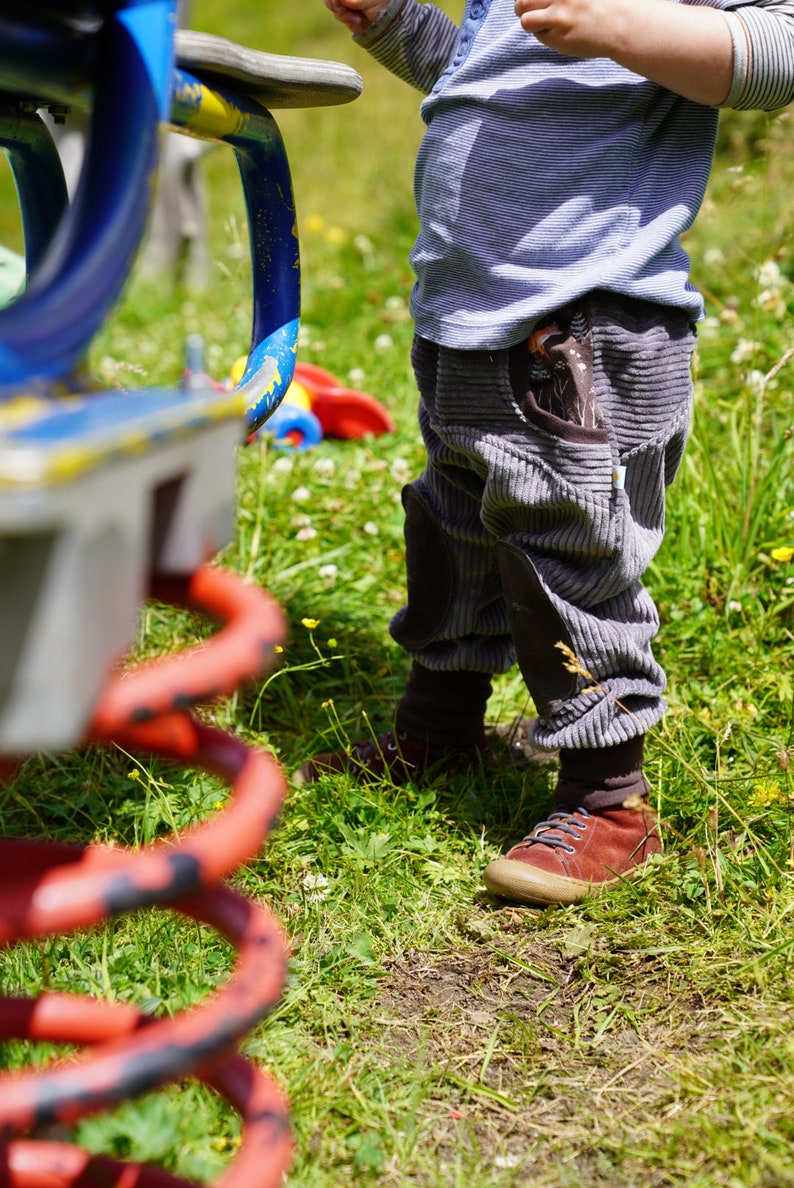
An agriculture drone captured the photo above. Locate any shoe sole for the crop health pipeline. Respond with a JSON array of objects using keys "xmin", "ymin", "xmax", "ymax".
[{"xmin": 482, "ymin": 857, "xmax": 630, "ymax": 907}]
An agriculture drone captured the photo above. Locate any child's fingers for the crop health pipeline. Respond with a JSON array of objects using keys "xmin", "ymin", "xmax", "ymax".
[
  {"xmin": 516, "ymin": 0, "xmax": 563, "ymax": 38},
  {"xmin": 324, "ymin": 0, "xmax": 368, "ymax": 31}
]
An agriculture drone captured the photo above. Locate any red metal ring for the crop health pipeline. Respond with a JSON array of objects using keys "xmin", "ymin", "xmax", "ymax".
[{"xmin": 0, "ymin": 566, "xmax": 293, "ymax": 1186}]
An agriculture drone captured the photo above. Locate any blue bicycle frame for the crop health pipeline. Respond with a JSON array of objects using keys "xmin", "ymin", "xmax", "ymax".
[{"xmin": 0, "ymin": 0, "xmax": 300, "ymax": 431}]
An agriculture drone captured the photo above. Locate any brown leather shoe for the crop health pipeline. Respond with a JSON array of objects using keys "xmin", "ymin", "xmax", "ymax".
[
  {"xmin": 293, "ymin": 729, "xmax": 484, "ymax": 786},
  {"xmin": 483, "ymin": 799, "xmax": 661, "ymax": 906}
]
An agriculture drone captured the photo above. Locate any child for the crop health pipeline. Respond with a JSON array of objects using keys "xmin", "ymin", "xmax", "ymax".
[{"xmin": 303, "ymin": 0, "xmax": 794, "ymax": 905}]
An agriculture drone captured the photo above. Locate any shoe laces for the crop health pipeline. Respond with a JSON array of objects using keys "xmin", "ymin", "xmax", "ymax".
[
  {"xmin": 348, "ymin": 731, "xmax": 402, "ymax": 773},
  {"xmin": 521, "ymin": 807, "xmax": 590, "ymax": 854}
]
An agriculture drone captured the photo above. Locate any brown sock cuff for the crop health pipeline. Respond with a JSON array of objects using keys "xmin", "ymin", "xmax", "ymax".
[
  {"xmin": 555, "ymin": 735, "xmax": 648, "ymax": 812},
  {"xmin": 396, "ymin": 662, "xmax": 492, "ymax": 751}
]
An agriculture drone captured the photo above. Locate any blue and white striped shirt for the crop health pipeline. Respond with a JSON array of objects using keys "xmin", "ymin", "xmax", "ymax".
[{"xmin": 356, "ymin": 0, "xmax": 794, "ymax": 348}]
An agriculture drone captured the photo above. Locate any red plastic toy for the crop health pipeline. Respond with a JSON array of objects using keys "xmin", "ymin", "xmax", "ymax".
[{"xmin": 291, "ymin": 361, "xmax": 395, "ymax": 440}]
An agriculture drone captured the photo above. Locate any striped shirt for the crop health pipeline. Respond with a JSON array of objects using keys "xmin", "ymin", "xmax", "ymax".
[{"xmin": 355, "ymin": 0, "xmax": 794, "ymax": 349}]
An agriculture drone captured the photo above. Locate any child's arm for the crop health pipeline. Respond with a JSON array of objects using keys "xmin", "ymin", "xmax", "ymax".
[
  {"xmin": 326, "ymin": 0, "xmax": 460, "ymax": 94},
  {"xmin": 514, "ymin": 0, "xmax": 734, "ymax": 104}
]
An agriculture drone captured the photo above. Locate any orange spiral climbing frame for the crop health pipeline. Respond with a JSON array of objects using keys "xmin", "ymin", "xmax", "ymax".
[{"xmin": 0, "ymin": 564, "xmax": 293, "ymax": 1187}]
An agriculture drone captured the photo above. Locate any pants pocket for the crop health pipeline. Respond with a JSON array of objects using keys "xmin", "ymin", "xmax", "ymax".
[{"xmin": 508, "ymin": 301, "xmax": 609, "ymax": 445}]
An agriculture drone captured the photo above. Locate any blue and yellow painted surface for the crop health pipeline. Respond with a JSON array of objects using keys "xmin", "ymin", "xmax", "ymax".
[
  {"xmin": 0, "ymin": 387, "xmax": 246, "ymax": 488},
  {"xmin": 0, "ymin": 0, "xmax": 302, "ymax": 488}
]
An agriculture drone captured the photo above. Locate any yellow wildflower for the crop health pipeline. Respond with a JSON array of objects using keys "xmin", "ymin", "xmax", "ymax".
[
  {"xmin": 771, "ymin": 546, "xmax": 794, "ymax": 562},
  {"xmin": 301, "ymin": 617, "xmax": 320, "ymax": 629},
  {"xmin": 748, "ymin": 781, "xmax": 782, "ymax": 809}
]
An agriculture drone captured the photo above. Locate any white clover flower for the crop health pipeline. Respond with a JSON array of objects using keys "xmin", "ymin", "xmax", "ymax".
[
  {"xmin": 319, "ymin": 564, "xmax": 338, "ymax": 586},
  {"xmin": 313, "ymin": 457, "xmax": 335, "ymax": 479},
  {"xmin": 271, "ymin": 456, "xmax": 294, "ymax": 475},
  {"xmin": 374, "ymin": 333, "xmax": 394, "ymax": 354},
  {"xmin": 353, "ymin": 233, "xmax": 374, "ymax": 255},
  {"xmin": 347, "ymin": 367, "xmax": 367, "ymax": 386},
  {"xmin": 344, "ymin": 468, "xmax": 362, "ymax": 489},
  {"xmin": 385, "ymin": 306, "xmax": 411, "ymax": 324},
  {"xmin": 292, "ymin": 486, "xmax": 311, "ymax": 504},
  {"xmin": 730, "ymin": 338, "xmax": 760, "ymax": 365},
  {"xmin": 385, "ymin": 294, "xmax": 406, "ymax": 311},
  {"xmin": 296, "ymin": 526, "xmax": 318, "ymax": 542},
  {"xmin": 703, "ymin": 248, "xmax": 725, "ymax": 267},
  {"xmin": 746, "ymin": 369, "xmax": 766, "ymax": 395},
  {"xmin": 754, "ymin": 290, "xmax": 787, "ymax": 318},
  {"xmin": 390, "ymin": 457, "xmax": 411, "ymax": 484},
  {"xmin": 363, "ymin": 521, "xmax": 379, "ymax": 536},
  {"xmin": 727, "ymin": 599, "xmax": 743, "ymax": 613},
  {"xmin": 757, "ymin": 259, "xmax": 785, "ymax": 289},
  {"xmin": 291, "ymin": 513, "xmax": 312, "ymax": 528},
  {"xmin": 300, "ymin": 871, "xmax": 330, "ymax": 902}
]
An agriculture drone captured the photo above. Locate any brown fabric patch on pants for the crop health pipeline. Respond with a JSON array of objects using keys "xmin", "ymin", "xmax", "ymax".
[{"xmin": 509, "ymin": 301, "xmax": 608, "ymax": 444}]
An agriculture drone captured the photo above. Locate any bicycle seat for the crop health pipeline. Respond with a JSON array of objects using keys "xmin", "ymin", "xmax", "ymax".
[{"xmin": 176, "ymin": 30, "xmax": 362, "ymax": 109}]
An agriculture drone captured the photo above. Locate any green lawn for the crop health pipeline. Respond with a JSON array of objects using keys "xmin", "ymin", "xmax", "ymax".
[{"xmin": 2, "ymin": 5, "xmax": 794, "ymax": 1186}]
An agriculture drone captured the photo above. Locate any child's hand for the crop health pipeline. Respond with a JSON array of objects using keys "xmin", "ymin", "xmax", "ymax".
[
  {"xmin": 324, "ymin": 0, "xmax": 392, "ymax": 34},
  {"xmin": 514, "ymin": 0, "xmax": 630, "ymax": 59}
]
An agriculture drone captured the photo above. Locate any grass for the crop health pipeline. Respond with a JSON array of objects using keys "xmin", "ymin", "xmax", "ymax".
[{"xmin": 2, "ymin": 4, "xmax": 794, "ymax": 1186}]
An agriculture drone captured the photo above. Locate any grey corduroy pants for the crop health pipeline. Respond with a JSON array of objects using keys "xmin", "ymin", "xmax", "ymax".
[{"xmin": 389, "ymin": 292, "xmax": 696, "ymax": 752}]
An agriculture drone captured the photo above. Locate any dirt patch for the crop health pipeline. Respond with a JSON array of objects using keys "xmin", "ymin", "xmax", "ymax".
[{"xmin": 376, "ymin": 924, "xmax": 715, "ymax": 1184}]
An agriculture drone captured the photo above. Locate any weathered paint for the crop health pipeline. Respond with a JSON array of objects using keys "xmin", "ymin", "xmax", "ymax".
[{"xmin": 0, "ymin": 566, "xmax": 293, "ymax": 1184}]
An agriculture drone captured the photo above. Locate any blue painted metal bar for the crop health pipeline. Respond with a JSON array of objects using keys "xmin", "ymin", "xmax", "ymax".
[
  {"xmin": 170, "ymin": 69, "xmax": 300, "ymax": 433},
  {"xmin": 0, "ymin": 1, "xmax": 177, "ymax": 391},
  {"xmin": 0, "ymin": 107, "xmax": 69, "ymax": 277},
  {"xmin": 0, "ymin": 0, "xmax": 314, "ymax": 444}
]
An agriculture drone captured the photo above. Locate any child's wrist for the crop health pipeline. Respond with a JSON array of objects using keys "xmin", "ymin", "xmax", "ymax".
[{"xmin": 355, "ymin": 0, "xmax": 409, "ymax": 43}]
